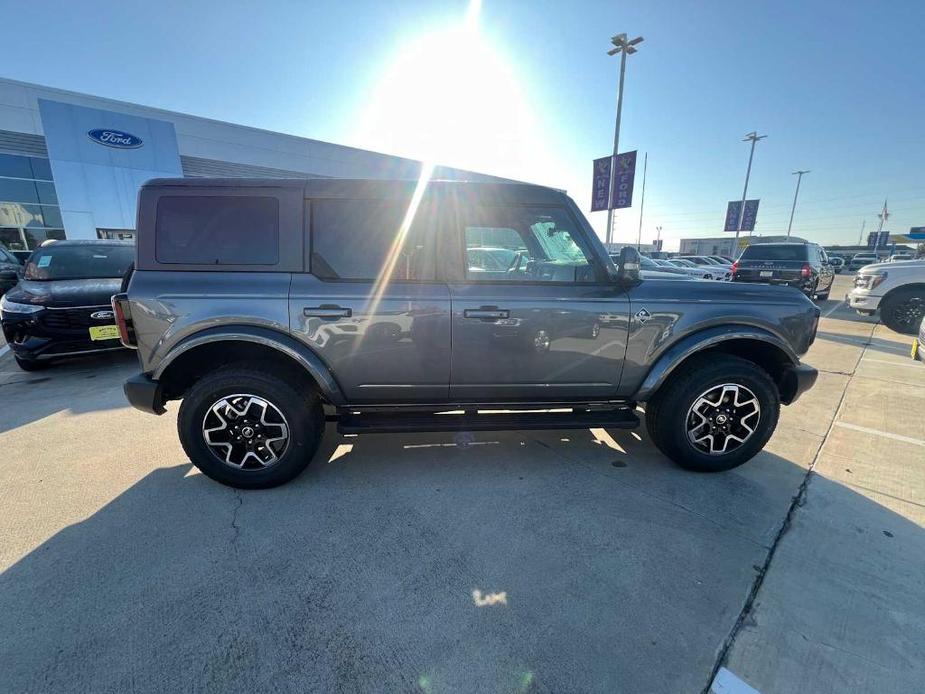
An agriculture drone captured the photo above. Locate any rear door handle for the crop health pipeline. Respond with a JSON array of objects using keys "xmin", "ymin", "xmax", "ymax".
[
  {"xmin": 464, "ymin": 307, "xmax": 510, "ymax": 321},
  {"xmin": 304, "ymin": 305, "xmax": 352, "ymax": 320}
]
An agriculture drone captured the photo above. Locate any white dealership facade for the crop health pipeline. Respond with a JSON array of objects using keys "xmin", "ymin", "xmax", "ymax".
[{"xmin": 0, "ymin": 77, "xmax": 500, "ymax": 251}]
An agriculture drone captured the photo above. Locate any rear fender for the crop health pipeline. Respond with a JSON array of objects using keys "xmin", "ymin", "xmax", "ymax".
[{"xmin": 152, "ymin": 325, "xmax": 346, "ymax": 406}]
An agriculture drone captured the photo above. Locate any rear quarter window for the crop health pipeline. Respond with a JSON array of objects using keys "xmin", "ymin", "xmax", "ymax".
[{"xmin": 155, "ymin": 196, "xmax": 279, "ymax": 265}]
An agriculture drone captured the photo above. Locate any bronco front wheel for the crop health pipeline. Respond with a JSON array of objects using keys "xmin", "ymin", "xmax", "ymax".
[
  {"xmin": 177, "ymin": 366, "xmax": 324, "ymax": 488},
  {"xmin": 645, "ymin": 354, "xmax": 780, "ymax": 472}
]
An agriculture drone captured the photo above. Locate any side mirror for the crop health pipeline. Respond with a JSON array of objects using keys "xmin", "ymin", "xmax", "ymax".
[{"xmin": 616, "ymin": 246, "xmax": 641, "ymax": 284}]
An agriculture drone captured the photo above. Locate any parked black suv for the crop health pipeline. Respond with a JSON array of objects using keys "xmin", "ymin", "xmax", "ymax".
[
  {"xmin": 0, "ymin": 240, "xmax": 133, "ymax": 370},
  {"xmin": 0, "ymin": 246, "xmax": 23, "ymax": 297},
  {"xmin": 732, "ymin": 242, "xmax": 835, "ymax": 300},
  {"xmin": 117, "ymin": 178, "xmax": 820, "ymax": 488}
]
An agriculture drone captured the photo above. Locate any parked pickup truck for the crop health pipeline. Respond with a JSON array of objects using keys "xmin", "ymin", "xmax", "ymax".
[
  {"xmin": 847, "ymin": 258, "xmax": 925, "ymax": 334},
  {"xmin": 114, "ymin": 178, "xmax": 820, "ymax": 488}
]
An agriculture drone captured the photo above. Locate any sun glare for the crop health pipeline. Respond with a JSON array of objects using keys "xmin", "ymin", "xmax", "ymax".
[{"xmin": 354, "ymin": 0, "xmax": 554, "ymax": 183}]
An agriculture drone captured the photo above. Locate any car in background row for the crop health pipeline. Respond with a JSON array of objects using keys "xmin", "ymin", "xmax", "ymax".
[
  {"xmin": 848, "ymin": 252, "xmax": 880, "ymax": 271},
  {"xmin": 651, "ymin": 258, "xmax": 714, "ymax": 280},
  {"xmin": 0, "ymin": 240, "xmax": 134, "ymax": 370},
  {"xmin": 890, "ymin": 252, "xmax": 914, "ymax": 262},
  {"xmin": 674, "ymin": 256, "xmax": 732, "ymax": 281},
  {"xmin": 611, "ymin": 254, "xmax": 696, "ymax": 281},
  {"xmin": 0, "ymin": 246, "xmax": 24, "ymax": 297},
  {"xmin": 828, "ymin": 256, "xmax": 845, "ymax": 273},
  {"xmin": 732, "ymin": 242, "xmax": 835, "ymax": 300},
  {"xmin": 848, "ymin": 258, "xmax": 925, "ymax": 334}
]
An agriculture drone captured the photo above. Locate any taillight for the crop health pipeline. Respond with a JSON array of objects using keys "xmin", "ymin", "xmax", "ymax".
[
  {"xmin": 731, "ymin": 261, "xmax": 739, "ymax": 275},
  {"xmin": 111, "ymin": 293, "xmax": 137, "ymax": 349},
  {"xmin": 800, "ymin": 263, "xmax": 811, "ymax": 278}
]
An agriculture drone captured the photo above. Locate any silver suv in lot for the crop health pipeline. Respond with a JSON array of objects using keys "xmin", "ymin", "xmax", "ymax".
[{"xmin": 115, "ymin": 178, "xmax": 820, "ymax": 488}]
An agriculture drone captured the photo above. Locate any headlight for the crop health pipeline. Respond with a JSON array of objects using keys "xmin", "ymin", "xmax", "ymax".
[
  {"xmin": 854, "ymin": 272, "xmax": 887, "ymax": 290},
  {"xmin": 0, "ymin": 294, "xmax": 43, "ymax": 314}
]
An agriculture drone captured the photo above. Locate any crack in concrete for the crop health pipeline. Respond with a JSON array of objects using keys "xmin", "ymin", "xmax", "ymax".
[
  {"xmin": 702, "ymin": 319, "xmax": 875, "ymax": 694},
  {"xmin": 230, "ymin": 489, "xmax": 243, "ymax": 545}
]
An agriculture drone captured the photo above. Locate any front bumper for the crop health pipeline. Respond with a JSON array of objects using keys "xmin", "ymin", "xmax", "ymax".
[
  {"xmin": 846, "ymin": 289, "xmax": 882, "ymax": 314},
  {"xmin": 780, "ymin": 363, "xmax": 818, "ymax": 405},
  {"xmin": 1, "ymin": 310, "xmax": 126, "ymax": 362},
  {"xmin": 124, "ymin": 373, "xmax": 166, "ymax": 415}
]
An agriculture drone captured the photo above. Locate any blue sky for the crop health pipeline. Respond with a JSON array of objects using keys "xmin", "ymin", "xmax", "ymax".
[{"xmin": 2, "ymin": 0, "xmax": 923, "ymax": 248}]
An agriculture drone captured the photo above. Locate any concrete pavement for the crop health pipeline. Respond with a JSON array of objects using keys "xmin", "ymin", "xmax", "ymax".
[{"xmin": 0, "ymin": 274, "xmax": 922, "ymax": 693}]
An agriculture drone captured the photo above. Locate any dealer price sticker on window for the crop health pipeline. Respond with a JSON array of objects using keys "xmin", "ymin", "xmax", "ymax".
[{"xmin": 89, "ymin": 325, "xmax": 120, "ymax": 341}]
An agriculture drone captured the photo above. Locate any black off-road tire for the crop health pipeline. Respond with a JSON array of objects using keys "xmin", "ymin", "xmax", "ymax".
[
  {"xmin": 15, "ymin": 356, "xmax": 49, "ymax": 372},
  {"xmin": 645, "ymin": 354, "xmax": 780, "ymax": 472},
  {"xmin": 815, "ymin": 289, "xmax": 830, "ymax": 301},
  {"xmin": 177, "ymin": 366, "xmax": 324, "ymax": 489},
  {"xmin": 880, "ymin": 288, "xmax": 925, "ymax": 335}
]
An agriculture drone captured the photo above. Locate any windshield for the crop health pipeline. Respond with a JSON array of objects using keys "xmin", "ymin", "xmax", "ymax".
[
  {"xmin": 25, "ymin": 245, "xmax": 134, "ymax": 281},
  {"xmin": 740, "ymin": 245, "xmax": 807, "ymax": 261}
]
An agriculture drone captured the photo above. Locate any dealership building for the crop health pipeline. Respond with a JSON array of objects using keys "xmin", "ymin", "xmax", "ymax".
[{"xmin": 0, "ymin": 77, "xmax": 501, "ymax": 252}]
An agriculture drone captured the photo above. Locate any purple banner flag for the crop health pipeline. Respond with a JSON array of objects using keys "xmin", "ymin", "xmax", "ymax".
[
  {"xmin": 591, "ymin": 156, "xmax": 611, "ymax": 212},
  {"xmin": 613, "ymin": 150, "xmax": 637, "ymax": 209}
]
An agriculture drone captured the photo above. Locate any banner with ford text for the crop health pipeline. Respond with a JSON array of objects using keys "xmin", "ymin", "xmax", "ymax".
[
  {"xmin": 613, "ymin": 150, "xmax": 637, "ymax": 209},
  {"xmin": 590, "ymin": 156, "xmax": 612, "ymax": 212}
]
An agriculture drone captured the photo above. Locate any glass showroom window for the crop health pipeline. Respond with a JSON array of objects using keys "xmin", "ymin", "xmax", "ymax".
[{"xmin": 0, "ymin": 153, "xmax": 65, "ymax": 251}]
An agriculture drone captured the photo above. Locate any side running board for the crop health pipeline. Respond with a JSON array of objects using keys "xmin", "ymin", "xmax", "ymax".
[{"xmin": 336, "ymin": 407, "xmax": 639, "ymax": 435}]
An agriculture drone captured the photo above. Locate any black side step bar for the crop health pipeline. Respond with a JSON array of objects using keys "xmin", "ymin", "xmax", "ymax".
[{"xmin": 336, "ymin": 408, "xmax": 639, "ymax": 435}]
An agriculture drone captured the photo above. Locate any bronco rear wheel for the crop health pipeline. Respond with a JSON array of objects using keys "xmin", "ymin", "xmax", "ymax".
[
  {"xmin": 178, "ymin": 366, "xmax": 324, "ymax": 488},
  {"xmin": 645, "ymin": 354, "xmax": 780, "ymax": 472}
]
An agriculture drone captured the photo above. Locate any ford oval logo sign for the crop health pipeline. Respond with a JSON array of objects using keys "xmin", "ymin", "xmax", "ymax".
[
  {"xmin": 90, "ymin": 310, "xmax": 115, "ymax": 320},
  {"xmin": 87, "ymin": 129, "xmax": 143, "ymax": 149}
]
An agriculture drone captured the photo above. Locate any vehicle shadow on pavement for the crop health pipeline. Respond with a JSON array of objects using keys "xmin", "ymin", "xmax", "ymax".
[
  {"xmin": 2, "ymin": 422, "xmax": 922, "ymax": 693},
  {"xmin": 0, "ymin": 351, "xmax": 137, "ymax": 434}
]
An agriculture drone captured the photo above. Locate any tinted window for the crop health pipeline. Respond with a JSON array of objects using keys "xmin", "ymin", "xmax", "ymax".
[
  {"xmin": 0, "ymin": 178, "xmax": 39, "ymax": 203},
  {"xmin": 25, "ymin": 244, "xmax": 134, "ymax": 280},
  {"xmin": 311, "ymin": 198, "xmax": 436, "ymax": 281},
  {"xmin": 0, "ymin": 153, "xmax": 33, "ymax": 179},
  {"xmin": 155, "ymin": 196, "xmax": 279, "ymax": 265},
  {"xmin": 462, "ymin": 206, "xmax": 596, "ymax": 283},
  {"xmin": 740, "ymin": 245, "xmax": 807, "ymax": 261}
]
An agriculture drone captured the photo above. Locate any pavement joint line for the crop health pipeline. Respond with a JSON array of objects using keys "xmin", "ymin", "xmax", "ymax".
[
  {"xmin": 822, "ymin": 300, "xmax": 845, "ymax": 318},
  {"xmin": 833, "ymin": 421, "xmax": 925, "ymax": 447},
  {"xmin": 860, "ymin": 357, "xmax": 923, "ymax": 369},
  {"xmin": 702, "ymin": 316, "xmax": 873, "ymax": 694}
]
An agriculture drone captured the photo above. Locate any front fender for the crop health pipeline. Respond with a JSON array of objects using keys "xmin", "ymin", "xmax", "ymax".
[
  {"xmin": 152, "ymin": 325, "xmax": 347, "ymax": 406},
  {"xmin": 631, "ymin": 325, "xmax": 799, "ymax": 402}
]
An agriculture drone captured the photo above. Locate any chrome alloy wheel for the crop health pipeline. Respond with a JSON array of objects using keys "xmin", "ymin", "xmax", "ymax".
[
  {"xmin": 686, "ymin": 383, "xmax": 760, "ymax": 455},
  {"xmin": 202, "ymin": 394, "xmax": 290, "ymax": 469}
]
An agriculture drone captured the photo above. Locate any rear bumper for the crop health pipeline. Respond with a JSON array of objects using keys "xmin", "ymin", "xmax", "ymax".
[
  {"xmin": 124, "ymin": 373, "xmax": 166, "ymax": 415},
  {"xmin": 780, "ymin": 363, "xmax": 818, "ymax": 405},
  {"xmin": 733, "ymin": 277, "xmax": 814, "ymax": 293}
]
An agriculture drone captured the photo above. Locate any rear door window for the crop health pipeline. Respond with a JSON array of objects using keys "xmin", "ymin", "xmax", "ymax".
[
  {"xmin": 310, "ymin": 198, "xmax": 437, "ymax": 281},
  {"xmin": 155, "ymin": 196, "xmax": 279, "ymax": 265}
]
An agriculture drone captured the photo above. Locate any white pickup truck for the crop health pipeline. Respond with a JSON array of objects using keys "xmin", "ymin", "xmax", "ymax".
[{"xmin": 847, "ymin": 259, "xmax": 925, "ymax": 334}]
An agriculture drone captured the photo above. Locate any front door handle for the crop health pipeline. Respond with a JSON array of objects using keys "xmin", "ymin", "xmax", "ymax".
[
  {"xmin": 304, "ymin": 305, "xmax": 352, "ymax": 320},
  {"xmin": 464, "ymin": 307, "xmax": 510, "ymax": 321}
]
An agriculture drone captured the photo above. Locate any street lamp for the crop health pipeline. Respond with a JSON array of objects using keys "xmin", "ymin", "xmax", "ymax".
[
  {"xmin": 735, "ymin": 131, "xmax": 766, "ymax": 243},
  {"xmin": 786, "ymin": 170, "xmax": 810, "ymax": 238},
  {"xmin": 605, "ymin": 32, "xmax": 644, "ymax": 246}
]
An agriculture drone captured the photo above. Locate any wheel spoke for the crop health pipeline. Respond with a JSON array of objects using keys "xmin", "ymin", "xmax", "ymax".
[
  {"xmin": 685, "ymin": 383, "xmax": 762, "ymax": 456},
  {"xmin": 201, "ymin": 394, "xmax": 291, "ymax": 470}
]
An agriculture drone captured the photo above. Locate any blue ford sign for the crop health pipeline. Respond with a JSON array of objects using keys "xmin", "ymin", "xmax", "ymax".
[{"xmin": 87, "ymin": 128, "xmax": 143, "ymax": 149}]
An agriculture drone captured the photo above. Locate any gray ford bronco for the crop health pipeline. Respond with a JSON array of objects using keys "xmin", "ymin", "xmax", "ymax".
[{"xmin": 114, "ymin": 178, "xmax": 819, "ymax": 488}]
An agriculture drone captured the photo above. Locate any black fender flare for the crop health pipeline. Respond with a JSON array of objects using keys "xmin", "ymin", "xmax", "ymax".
[
  {"xmin": 152, "ymin": 325, "xmax": 347, "ymax": 406},
  {"xmin": 631, "ymin": 325, "xmax": 800, "ymax": 402}
]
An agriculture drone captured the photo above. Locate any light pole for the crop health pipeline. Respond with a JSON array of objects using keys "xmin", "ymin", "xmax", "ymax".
[
  {"xmin": 605, "ymin": 32, "xmax": 643, "ymax": 246},
  {"xmin": 786, "ymin": 170, "xmax": 810, "ymax": 237},
  {"xmin": 656, "ymin": 225, "xmax": 662, "ymax": 250},
  {"xmin": 734, "ymin": 131, "xmax": 766, "ymax": 243}
]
